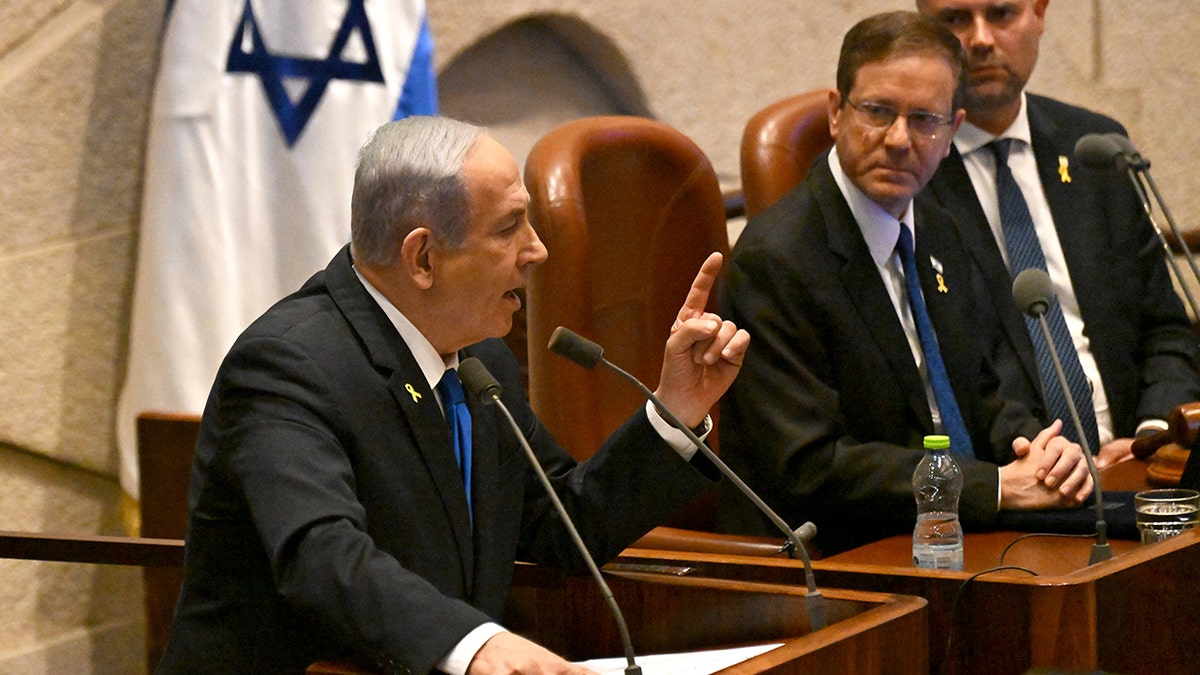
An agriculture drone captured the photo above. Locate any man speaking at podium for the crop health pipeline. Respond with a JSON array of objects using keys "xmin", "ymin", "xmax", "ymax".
[
  {"xmin": 156, "ymin": 116, "xmax": 749, "ymax": 674},
  {"xmin": 718, "ymin": 11, "xmax": 1092, "ymax": 555}
]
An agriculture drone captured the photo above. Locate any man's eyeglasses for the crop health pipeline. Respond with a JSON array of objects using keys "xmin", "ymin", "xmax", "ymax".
[{"xmin": 846, "ymin": 100, "xmax": 954, "ymax": 140}]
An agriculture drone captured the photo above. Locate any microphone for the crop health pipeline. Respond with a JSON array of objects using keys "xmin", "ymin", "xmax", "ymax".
[
  {"xmin": 1106, "ymin": 133, "xmax": 1200, "ymax": 309},
  {"xmin": 1074, "ymin": 133, "xmax": 1200, "ymax": 320},
  {"xmin": 546, "ymin": 326, "xmax": 828, "ymax": 630},
  {"xmin": 457, "ymin": 357, "xmax": 643, "ymax": 675},
  {"xmin": 1073, "ymin": 133, "xmax": 1127, "ymax": 172},
  {"xmin": 1011, "ymin": 269, "xmax": 1111, "ymax": 564},
  {"xmin": 1105, "ymin": 132, "xmax": 1151, "ymax": 171}
]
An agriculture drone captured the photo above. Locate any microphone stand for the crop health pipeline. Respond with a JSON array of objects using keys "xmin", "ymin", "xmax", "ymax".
[
  {"xmin": 583, "ymin": 351, "xmax": 828, "ymax": 631},
  {"xmin": 1107, "ymin": 135, "xmax": 1200, "ymax": 320},
  {"xmin": 459, "ymin": 358, "xmax": 642, "ymax": 675},
  {"xmin": 1029, "ymin": 308, "xmax": 1112, "ymax": 564}
]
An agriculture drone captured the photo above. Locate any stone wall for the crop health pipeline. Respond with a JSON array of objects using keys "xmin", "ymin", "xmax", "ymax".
[{"xmin": 0, "ymin": 1, "xmax": 1195, "ymax": 671}]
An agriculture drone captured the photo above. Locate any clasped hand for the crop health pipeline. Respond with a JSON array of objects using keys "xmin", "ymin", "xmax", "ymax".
[{"xmin": 1000, "ymin": 419, "xmax": 1095, "ymax": 510}]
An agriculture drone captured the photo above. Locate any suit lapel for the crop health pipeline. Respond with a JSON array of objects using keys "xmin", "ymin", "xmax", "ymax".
[
  {"xmin": 1027, "ymin": 97, "xmax": 1108, "ymax": 327},
  {"xmin": 914, "ymin": 212, "xmax": 976, "ymax": 419},
  {"xmin": 928, "ymin": 148, "xmax": 1042, "ymax": 395},
  {"xmin": 323, "ymin": 247, "xmax": 476, "ymax": 592},
  {"xmin": 387, "ymin": 369, "xmax": 476, "ymax": 589},
  {"xmin": 813, "ymin": 167, "xmax": 934, "ymax": 429}
]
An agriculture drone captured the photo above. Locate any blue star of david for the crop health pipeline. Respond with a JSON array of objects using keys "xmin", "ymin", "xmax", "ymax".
[{"xmin": 226, "ymin": 0, "xmax": 385, "ymax": 146}]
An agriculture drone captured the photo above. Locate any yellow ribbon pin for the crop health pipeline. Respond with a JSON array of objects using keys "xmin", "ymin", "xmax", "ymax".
[
  {"xmin": 405, "ymin": 383, "xmax": 422, "ymax": 403},
  {"xmin": 929, "ymin": 256, "xmax": 947, "ymax": 293},
  {"xmin": 1058, "ymin": 155, "xmax": 1071, "ymax": 183}
]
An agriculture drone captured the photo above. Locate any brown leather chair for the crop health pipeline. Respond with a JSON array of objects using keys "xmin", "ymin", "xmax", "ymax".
[
  {"xmin": 739, "ymin": 89, "xmax": 833, "ymax": 219},
  {"xmin": 524, "ymin": 115, "xmax": 729, "ymax": 464}
]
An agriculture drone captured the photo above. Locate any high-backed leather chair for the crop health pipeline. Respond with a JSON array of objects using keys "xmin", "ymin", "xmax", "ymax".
[
  {"xmin": 523, "ymin": 115, "xmax": 729, "ymax": 466},
  {"xmin": 740, "ymin": 89, "xmax": 833, "ymax": 219}
]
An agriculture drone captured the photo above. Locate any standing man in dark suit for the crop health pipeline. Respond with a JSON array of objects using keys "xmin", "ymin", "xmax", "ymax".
[
  {"xmin": 717, "ymin": 11, "xmax": 1091, "ymax": 554},
  {"xmin": 916, "ymin": 0, "xmax": 1200, "ymax": 467},
  {"xmin": 157, "ymin": 116, "xmax": 749, "ymax": 674}
]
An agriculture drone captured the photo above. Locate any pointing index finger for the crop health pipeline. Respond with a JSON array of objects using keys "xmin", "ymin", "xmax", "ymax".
[{"xmin": 678, "ymin": 252, "xmax": 724, "ymax": 322}]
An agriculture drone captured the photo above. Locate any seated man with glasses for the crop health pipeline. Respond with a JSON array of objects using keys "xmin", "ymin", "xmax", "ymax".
[{"xmin": 716, "ymin": 10, "xmax": 1092, "ymax": 554}]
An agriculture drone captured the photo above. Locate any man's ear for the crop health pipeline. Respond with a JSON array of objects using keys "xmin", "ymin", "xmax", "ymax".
[
  {"xmin": 400, "ymin": 227, "xmax": 436, "ymax": 290},
  {"xmin": 943, "ymin": 108, "xmax": 967, "ymax": 159},
  {"xmin": 826, "ymin": 89, "xmax": 841, "ymax": 140}
]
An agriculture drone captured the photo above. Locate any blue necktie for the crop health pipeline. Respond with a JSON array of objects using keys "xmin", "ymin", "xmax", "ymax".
[
  {"xmin": 897, "ymin": 225, "xmax": 975, "ymax": 458},
  {"xmin": 990, "ymin": 139, "xmax": 1100, "ymax": 452},
  {"xmin": 437, "ymin": 368, "xmax": 473, "ymax": 517}
]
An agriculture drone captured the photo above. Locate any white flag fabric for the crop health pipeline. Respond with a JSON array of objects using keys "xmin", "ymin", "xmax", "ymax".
[{"xmin": 118, "ymin": 0, "xmax": 437, "ymax": 497}]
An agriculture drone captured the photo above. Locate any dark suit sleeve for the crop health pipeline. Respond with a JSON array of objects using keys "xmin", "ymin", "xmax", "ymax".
[
  {"xmin": 1028, "ymin": 96, "xmax": 1200, "ymax": 433},
  {"xmin": 202, "ymin": 335, "xmax": 716, "ymax": 673},
  {"xmin": 1124, "ymin": 198, "xmax": 1200, "ymax": 423},
  {"xmin": 1064, "ymin": 115, "xmax": 1200, "ymax": 428},
  {"xmin": 470, "ymin": 340, "xmax": 719, "ymax": 570}
]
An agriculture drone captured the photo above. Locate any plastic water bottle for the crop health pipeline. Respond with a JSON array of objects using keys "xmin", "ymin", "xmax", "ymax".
[{"xmin": 912, "ymin": 434, "xmax": 964, "ymax": 570}]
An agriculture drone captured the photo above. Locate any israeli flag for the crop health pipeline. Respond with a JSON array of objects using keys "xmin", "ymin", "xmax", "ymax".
[{"xmin": 117, "ymin": 0, "xmax": 436, "ymax": 497}]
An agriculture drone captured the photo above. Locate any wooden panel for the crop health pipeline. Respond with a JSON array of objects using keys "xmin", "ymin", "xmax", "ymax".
[{"xmin": 504, "ymin": 565, "xmax": 928, "ymax": 674}]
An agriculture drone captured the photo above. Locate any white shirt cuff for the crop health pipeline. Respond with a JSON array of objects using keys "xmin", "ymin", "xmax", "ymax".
[
  {"xmin": 437, "ymin": 622, "xmax": 507, "ymax": 675},
  {"xmin": 645, "ymin": 400, "xmax": 711, "ymax": 461},
  {"xmin": 1136, "ymin": 419, "xmax": 1169, "ymax": 436}
]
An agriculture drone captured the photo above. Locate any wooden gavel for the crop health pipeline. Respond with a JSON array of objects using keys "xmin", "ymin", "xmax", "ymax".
[{"xmin": 1131, "ymin": 401, "xmax": 1200, "ymax": 485}]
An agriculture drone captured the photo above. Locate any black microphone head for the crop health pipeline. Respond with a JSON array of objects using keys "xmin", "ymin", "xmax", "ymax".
[
  {"xmin": 458, "ymin": 357, "xmax": 502, "ymax": 403},
  {"xmin": 1106, "ymin": 132, "xmax": 1138, "ymax": 157},
  {"xmin": 1106, "ymin": 132, "xmax": 1150, "ymax": 170},
  {"xmin": 1074, "ymin": 133, "xmax": 1125, "ymax": 171},
  {"xmin": 547, "ymin": 326, "xmax": 604, "ymax": 369},
  {"xmin": 1012, "ymin": 268, "xmax": 1054, "ymax": 318}
]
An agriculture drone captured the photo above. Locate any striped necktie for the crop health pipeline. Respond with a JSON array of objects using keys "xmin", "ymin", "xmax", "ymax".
[{"xmin": 989, "ymin": 139, "xmax": 1099, "ymax": 452}]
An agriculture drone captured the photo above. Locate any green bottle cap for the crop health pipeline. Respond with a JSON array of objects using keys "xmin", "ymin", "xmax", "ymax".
[{"xmin": 923, "ymin": 435, "xmax": 950, "ymax": 450}]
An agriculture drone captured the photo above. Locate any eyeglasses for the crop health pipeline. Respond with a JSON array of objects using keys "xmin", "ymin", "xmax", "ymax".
[{"xmin": 846, "ymin": 100, "xmax": 954, "ymax": 140}]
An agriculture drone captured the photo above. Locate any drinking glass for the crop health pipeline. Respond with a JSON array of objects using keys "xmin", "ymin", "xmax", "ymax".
[{"xmin": 1134, "ymin": 488, "xmax": 1200, "ymax": 545}]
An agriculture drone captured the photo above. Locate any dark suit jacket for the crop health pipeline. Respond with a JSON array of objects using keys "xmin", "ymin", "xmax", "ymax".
[
  {"xmin": 716, "ymin": 156, "xmax": 1040, "ymax": 554},
  {"xmin": 157, "ymin": 246, "xmax": 717, "ymax": 675},
  {"xmin": 923, "ymin": 94, "xmax": 1200, "ymax": 438}
]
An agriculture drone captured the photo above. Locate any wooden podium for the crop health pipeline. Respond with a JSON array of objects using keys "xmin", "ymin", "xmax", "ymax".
[
  {"xmin": 617, "ymin": 458, "xmax": 1200, "ymax": 674},
  {"xmin": 504, "ymin": 563, "xmax": 928, "ymax": 674},
  {"xmin": 0, "ymin": 529, "xmax": 927, "ymax": 675}
]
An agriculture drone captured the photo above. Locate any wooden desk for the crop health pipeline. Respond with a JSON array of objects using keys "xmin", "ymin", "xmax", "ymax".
[
  {"xmin": 503, "ymin": 565, "xmax": 929, "ymax": 674},
  {"xmin": 616, "ymin": 458, "xmax": 1199, "ymax": 674}
]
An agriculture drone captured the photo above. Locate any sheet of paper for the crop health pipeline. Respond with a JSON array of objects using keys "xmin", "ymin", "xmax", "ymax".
[{"xmin": 574, "ymin": 642, "xmax": 784, "ymax": 675}]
